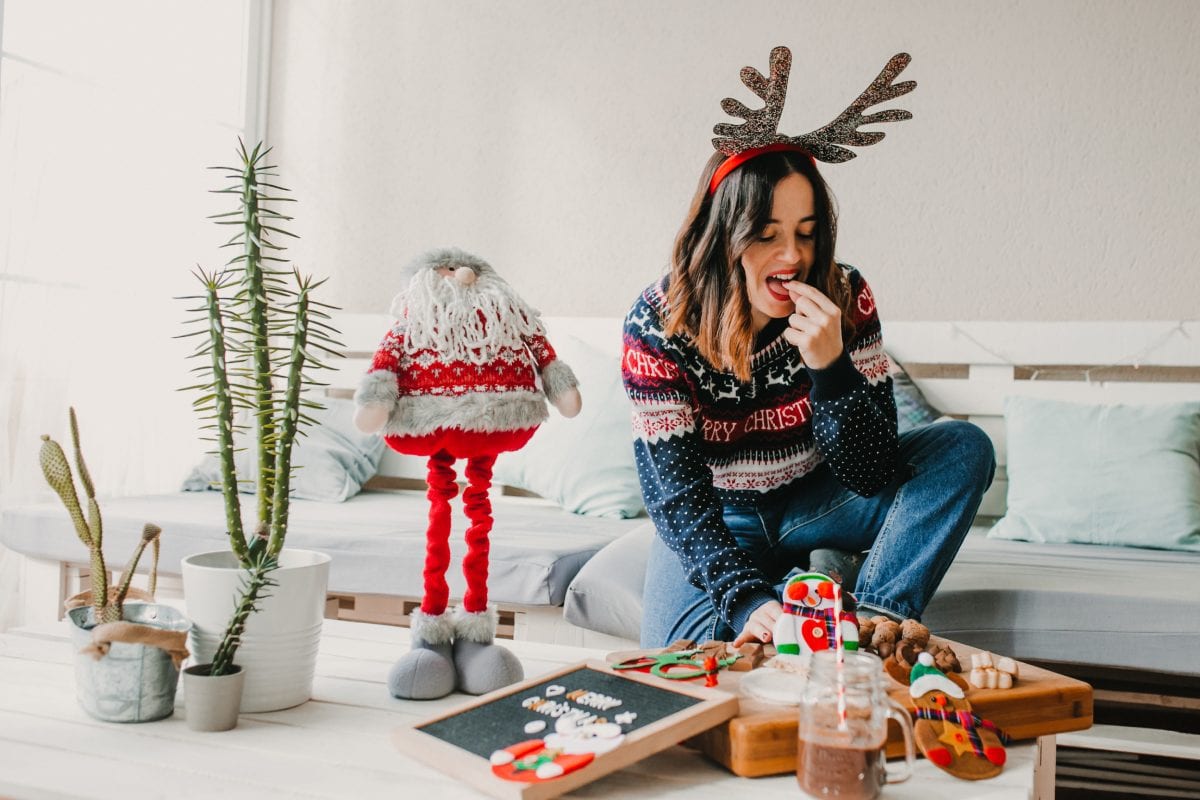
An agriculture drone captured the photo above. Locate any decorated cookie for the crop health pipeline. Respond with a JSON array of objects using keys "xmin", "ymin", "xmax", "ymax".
[
  {"xmin": 491, "ymin": 714, "xmax": 625, "ymax": 783},
  {"xmin": 491, "ymin": 739, "xmax": 595, "ymax": 782},
  {"xmin": 909, "ymin": 653, "xmax": 1008, "ymax": 780},
  {"xmin": 772, "ymin": 573, "xmax": 859, "ymax": 655}
]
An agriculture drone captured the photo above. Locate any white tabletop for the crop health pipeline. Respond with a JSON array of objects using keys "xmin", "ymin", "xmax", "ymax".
[{"xmin": 0, "ymin": 618, "xmax": 1040, "ymax": 799}]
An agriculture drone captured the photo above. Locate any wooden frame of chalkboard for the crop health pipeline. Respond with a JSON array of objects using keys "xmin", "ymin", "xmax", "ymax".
[{"xmin": 392, "ymin": 659, "xmax": 739, "ymax": 799}]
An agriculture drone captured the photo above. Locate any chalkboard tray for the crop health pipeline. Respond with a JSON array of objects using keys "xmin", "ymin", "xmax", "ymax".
[{"xmin": 394, "ymin": 660, "xmax": 739, "ymax": 799}]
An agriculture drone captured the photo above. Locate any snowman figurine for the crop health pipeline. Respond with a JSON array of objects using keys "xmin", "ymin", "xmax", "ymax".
[{"xmin": 772, "ymin": 572, "xmax": 860, "ymax": 655}]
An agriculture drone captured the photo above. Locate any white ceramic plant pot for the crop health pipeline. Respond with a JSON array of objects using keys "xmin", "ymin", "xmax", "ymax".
[{"xmin": 181, "ymin": 549, "xmax": 330, "ymax": 712}]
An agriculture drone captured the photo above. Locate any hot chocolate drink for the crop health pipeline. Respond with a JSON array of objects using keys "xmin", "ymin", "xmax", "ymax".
[{"xmin": 796, "ymin": 737, "xmax": 886, "ymax": 799}]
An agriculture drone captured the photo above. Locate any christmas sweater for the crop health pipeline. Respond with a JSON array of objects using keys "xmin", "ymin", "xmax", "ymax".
[{"xmin": 621, "ymin": 265, "xmax": 898, "ymax": 634}]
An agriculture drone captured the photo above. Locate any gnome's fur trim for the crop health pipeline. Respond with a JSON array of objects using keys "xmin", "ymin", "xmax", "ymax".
[
  {"xmin": 454, "ymin": 606, "xmax": 498, "ymax": 644},
  {"xmin": 384, "ymin": 392, "xmax": 549, "ymax": 437},
  {"xmin": 540, "ymin": 359, "xmax": 579, "ymax": 405},
  {"xmin": 355, "ymin": 369, "xmax": 399, "ymax": 407},
  {"xmin": 410, "ymin": 609, "xmax": 456, "ymax": 646}
]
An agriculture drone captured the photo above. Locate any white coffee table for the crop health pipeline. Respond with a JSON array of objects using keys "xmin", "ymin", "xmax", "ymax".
[{"xmin": 0, "ymin": 618, "xmax": 1046, "ymax": 799}]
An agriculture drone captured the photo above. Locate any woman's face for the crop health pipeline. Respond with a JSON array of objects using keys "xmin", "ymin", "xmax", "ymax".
[{"xmin": 739, "ymin": 172, "xmax": 816, "ymax": 333}]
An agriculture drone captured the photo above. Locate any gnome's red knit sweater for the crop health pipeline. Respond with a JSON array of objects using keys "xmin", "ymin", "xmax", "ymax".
[
  {"xmin": 361, "ymin": 319, "xmax": 561, "ymax": 458},
  {"xmin": 368, "ymin": 322, "xmax": 559, "ymax": 400}
]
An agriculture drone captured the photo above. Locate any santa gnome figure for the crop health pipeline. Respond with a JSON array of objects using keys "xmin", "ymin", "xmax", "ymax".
[{"xmin": 354, "ymin": 248, "xmax": 581, "ymax": 700}]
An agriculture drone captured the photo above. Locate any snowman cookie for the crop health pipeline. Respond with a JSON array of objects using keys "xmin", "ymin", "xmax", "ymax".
[{"xmin": 772, "ymin": 573, "xmax": 859, "ymax": 655}]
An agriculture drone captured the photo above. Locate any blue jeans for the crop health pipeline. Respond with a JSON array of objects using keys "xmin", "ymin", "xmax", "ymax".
[{"xmin": 639, "ymin": 420, "xmax": 995, "ymax": 647}]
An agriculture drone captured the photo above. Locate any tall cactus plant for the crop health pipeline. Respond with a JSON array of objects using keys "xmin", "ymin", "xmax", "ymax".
[
  {"xmin": 180, "ymin": 140, "xmax": 341, "ymax": 568},
  {"xmin": 39, "ymin": 408, "xmax": 162, "ymax": 623}
]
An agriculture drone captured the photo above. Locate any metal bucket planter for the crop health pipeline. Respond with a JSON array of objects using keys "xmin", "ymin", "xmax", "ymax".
[
  {"xmin": 68, "ymin": 603, "xmax": 190, "ymax": 723},
  {"xmin": 182, "ymin": 548, "xmax": 330, "ymax": 712}
]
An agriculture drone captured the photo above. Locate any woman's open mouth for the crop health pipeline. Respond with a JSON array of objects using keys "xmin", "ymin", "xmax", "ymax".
[{"xmin": 765, "ymin": 272, "xmax": 798, "ymax": 302}]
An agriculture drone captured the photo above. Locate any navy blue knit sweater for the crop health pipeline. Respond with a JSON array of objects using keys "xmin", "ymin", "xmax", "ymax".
[{"xmin": 621, "ymin": 265, "xmax": 899, "ymax": 634}]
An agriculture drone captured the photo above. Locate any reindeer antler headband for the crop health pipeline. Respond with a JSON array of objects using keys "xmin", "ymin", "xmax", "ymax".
[{"xmin": 708, "ymin": 46, "xmax": 916, "ymax": 195}]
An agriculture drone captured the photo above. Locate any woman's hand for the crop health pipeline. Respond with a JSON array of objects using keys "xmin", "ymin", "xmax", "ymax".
[
  {"xmin": 782, "ymin": 281, "xmax": 843, "ymax": 370},
  {"xmin": 732, "ymin": 600, "xmax": 783, "ymax": 647}
]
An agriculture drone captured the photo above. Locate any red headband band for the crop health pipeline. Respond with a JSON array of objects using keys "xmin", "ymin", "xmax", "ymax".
[{"xmin": 707, "ymin": 143, "xmax": 814, "ymax": 196}]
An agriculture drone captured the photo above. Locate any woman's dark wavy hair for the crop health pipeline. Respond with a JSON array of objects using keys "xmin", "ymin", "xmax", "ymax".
[{"xmin": 664, "ymin": 150, "xmax": 853, "ymax": 381}]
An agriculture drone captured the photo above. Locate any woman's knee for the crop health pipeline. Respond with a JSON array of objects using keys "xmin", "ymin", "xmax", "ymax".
[
  {"xmin": 906, "ymin": 420, "xmax": 995, "ymax": 489},
  {"xmin": 940, "ymin": 420, "xmax": 996, "ymax": 488}
]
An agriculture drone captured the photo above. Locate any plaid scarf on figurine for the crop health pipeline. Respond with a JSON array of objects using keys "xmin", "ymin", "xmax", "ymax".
[
  {"xmin": 911, "ymin": 708, "xmax": 1010, "ymax": 756},
  {"xmin": 786, "ymin": 605, "xmax": 858, "ymax": 645}
]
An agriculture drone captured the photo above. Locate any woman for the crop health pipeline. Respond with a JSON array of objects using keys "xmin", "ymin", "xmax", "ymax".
[{"xmin": 623, "ymin": 149, "xmax": 995, "ymax": 648}]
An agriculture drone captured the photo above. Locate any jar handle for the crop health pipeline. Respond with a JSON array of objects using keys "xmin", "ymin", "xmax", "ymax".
[{"xmin": 884, "ymin": 698, "xmax": 916, "ymax": 784}]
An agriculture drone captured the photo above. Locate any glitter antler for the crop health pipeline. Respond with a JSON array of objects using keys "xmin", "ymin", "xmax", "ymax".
[
  {"xmin": 712, "ymin": 46, "xmax": 794, "ymax": 156},
  {"xmin": 712, "ymin": 47, "xmax": 917, "ymax": 163}
]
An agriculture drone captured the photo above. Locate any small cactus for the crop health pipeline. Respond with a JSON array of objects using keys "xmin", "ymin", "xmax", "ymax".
[
  {"xmin": 39, "ymin": 408, "xmax": 162, "ymax": 623},
  {"xmin": 210, "ymin": 548, "xmax": 279, "ymax": 676}
]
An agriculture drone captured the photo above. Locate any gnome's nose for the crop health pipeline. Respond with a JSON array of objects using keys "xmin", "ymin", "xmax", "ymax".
[{"xmin": 454, "ymin": 267, "xmax": 477, "ymax": 286}]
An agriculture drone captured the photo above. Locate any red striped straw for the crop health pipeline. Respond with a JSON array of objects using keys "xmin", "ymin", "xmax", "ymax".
[{"xmin": 833, "ymin": 583, "xmax": 847, "ymax": 730}]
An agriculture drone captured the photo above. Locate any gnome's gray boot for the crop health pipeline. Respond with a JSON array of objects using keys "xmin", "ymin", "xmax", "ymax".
[
  {"xmin": 451, "ymin": 607, "xmax": 524, "ymax": 696},
  {"xmin": 388, "ymin": 610, "xmax": 457, "ymax": 700}
]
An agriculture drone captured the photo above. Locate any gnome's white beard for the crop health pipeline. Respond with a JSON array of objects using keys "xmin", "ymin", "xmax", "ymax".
[{"xmin": 393, "ymin": 268, "xmax": 546, "ymax": 365}]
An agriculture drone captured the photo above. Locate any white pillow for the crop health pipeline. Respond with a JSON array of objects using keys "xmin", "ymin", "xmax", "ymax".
[
  {"xmin": 181, "ymin": 397, "xmax": 386, "ymax": 502},
  {"xmin": 493, "ymin": 335, "xmax": 645, "ymax": 518}
]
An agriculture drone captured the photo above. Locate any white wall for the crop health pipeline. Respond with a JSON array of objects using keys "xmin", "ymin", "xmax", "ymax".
[{"xmin": 267, "ymin": 1, "xmax": 1200, "ymax": 322}]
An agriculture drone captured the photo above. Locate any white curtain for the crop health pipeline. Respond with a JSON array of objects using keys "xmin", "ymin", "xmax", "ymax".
[{"xmin": 0, "ymin": 0, "xmax": 256, "ymax": 629}]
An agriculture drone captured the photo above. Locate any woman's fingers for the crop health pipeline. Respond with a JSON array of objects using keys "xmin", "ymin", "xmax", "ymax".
[
  {"xmin": 734, "ymin": 600, "xmax": 784, "ymax": 646},
  {"xmin": 785, "ymin": 280, "xmax": 839, "ymax": 315},
  {"xmin": 732, "ymin": 624, "xmax": 766, "ymax": 647},
  {"xmin": 792, "ymin": 294, "xmax": 832, "ymax": 325}
]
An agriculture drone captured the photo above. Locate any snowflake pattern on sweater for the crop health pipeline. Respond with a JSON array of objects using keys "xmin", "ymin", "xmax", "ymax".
[
  {"xmin": 621, "ymin": 265, "xmax": 898, "ymax": 634},
  {"xmin": 368, "ymin": 320, "xmax": 559, "ymax": 397}
]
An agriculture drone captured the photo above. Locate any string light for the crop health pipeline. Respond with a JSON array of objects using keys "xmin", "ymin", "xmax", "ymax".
[{"xmin": 947, "ymin": 322, "xmax": 1193, "ymax": 385}]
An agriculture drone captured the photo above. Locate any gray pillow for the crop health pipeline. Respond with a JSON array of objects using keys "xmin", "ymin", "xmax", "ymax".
[
  {"xmin": 182, "ymin": 397, "xmax": 385, "ymax": 502},
  {"xmin": 887, "ymin": 354, "xmax": 941, "ymax": 434}
]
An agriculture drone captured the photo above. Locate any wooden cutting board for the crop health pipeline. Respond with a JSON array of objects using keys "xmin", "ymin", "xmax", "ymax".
[{"xmin": 614, "ymin": 638, "xmax": 1094, "ymax": 778}]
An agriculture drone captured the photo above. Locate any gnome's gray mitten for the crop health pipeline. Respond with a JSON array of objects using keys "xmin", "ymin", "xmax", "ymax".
[
  {"xmin": 451, "ymin": 607, "xmax": 524, "ymax": 696},
  {"xmin": 388, "ymin": 610, "xmax": 456, "ymax": 700}
]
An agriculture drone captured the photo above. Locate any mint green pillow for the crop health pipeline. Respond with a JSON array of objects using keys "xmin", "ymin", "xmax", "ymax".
[
  {"xmin": 492, "ymin": 335, "xmax": 645, "ymax": 519},
  {"xmin": 989, "ymin": 396, "xmax": 1200, "ymax": 551}
]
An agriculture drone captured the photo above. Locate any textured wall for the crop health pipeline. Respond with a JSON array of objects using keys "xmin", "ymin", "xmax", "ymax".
[{"xmin": 268, "ymin": 1, "xmax": 1200, "ymax": 321}]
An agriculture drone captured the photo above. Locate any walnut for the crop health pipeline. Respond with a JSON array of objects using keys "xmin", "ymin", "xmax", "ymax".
[
  {"xmin": 857, "ymin": 617, "xmax": 877, "ymax": 646},
  {"xmin": 899, "ymin": 620, "xmax": 930, "ymax": 648},
  {"xmin": 870, "ymin": 619, "xmax": 900, "ymax": 660}
]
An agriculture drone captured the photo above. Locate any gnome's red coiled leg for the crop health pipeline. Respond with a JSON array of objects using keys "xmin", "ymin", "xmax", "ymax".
[
  {"xmin": 421, "ymin": 449, "xmax": 458, "ymax": 616},
  {"xmin": 461, "ymin": 454, "xmax": 496, "ymax": 614}
]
